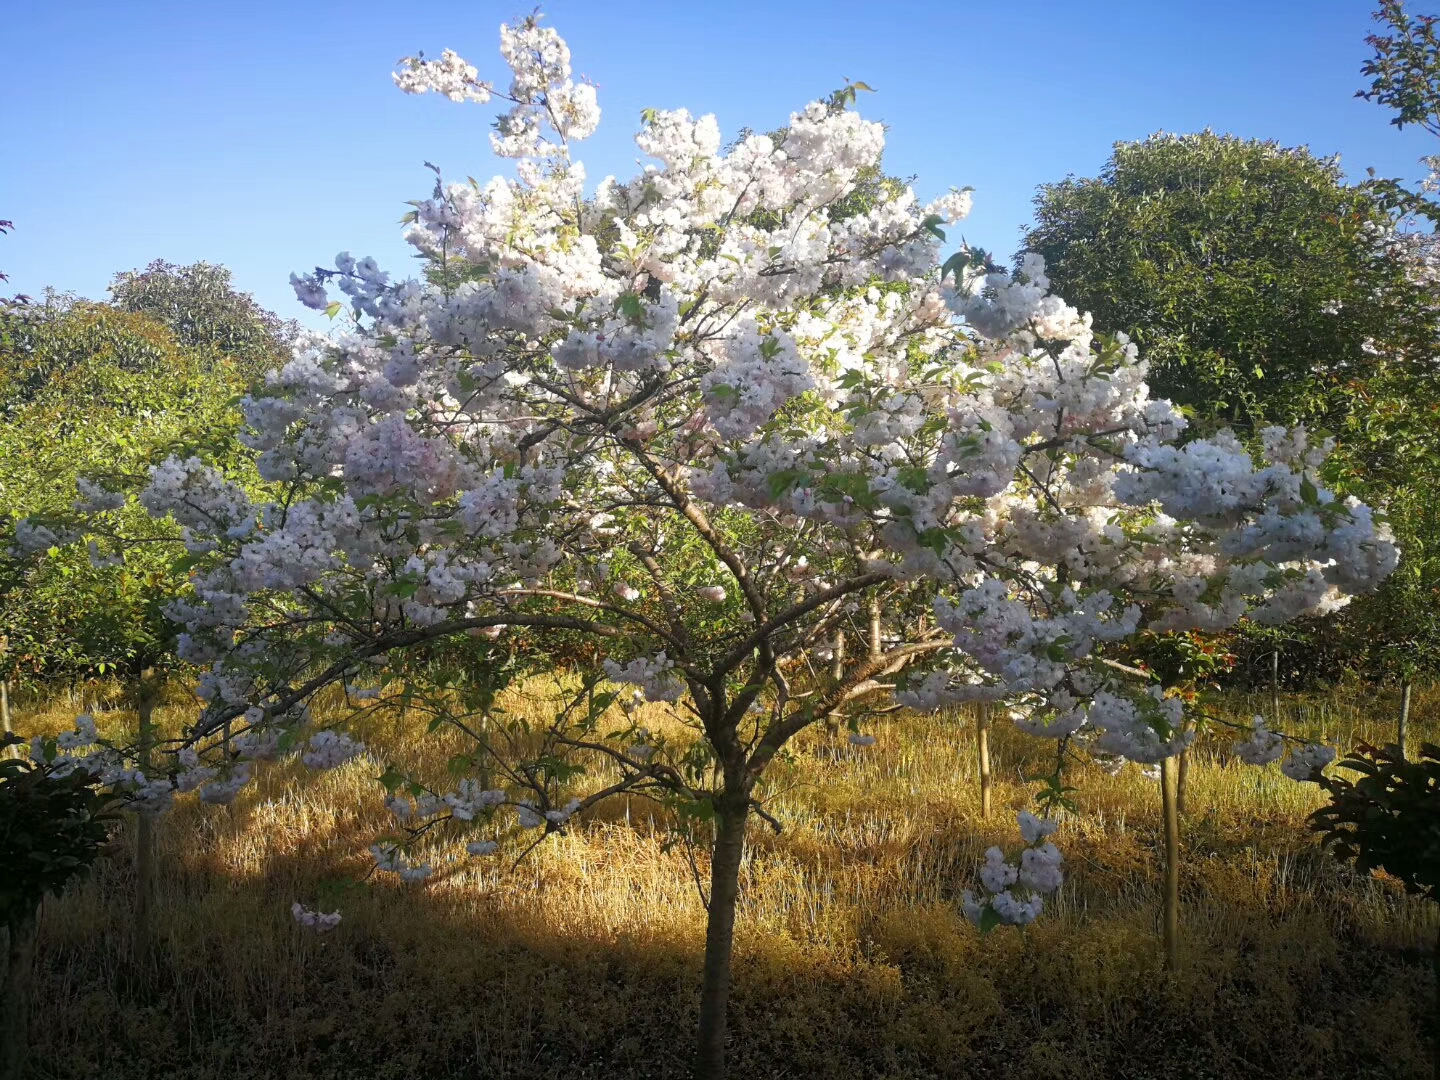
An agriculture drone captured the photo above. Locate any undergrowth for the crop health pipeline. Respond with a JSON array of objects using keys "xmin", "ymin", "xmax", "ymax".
[{"xmin": 10, "ymin": 680, "xmax": 1436, "ymax": 1079}]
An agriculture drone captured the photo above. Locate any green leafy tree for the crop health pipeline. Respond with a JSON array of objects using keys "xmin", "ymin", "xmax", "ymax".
[
  {"xmin": 108, "ymin": 259, "xmax": 296, "ymax": 381},
  {"xmin": 1355, "ymin": 1, "xmax": 1440, "ymax": 223},
  {"xmin": 0, "ymin": 298, "xmax": 261, "ymax": 686},
  {"xmin": 1024, "ymin": 130, "xmax": 1440, "ymax": 703},
  {"xmin": 0, "ymin": 289, "xmax": 279, "ymax": 958},
  {"xmin": 0, "ymin": 219, "xmax": 27, "ymax": 307},
  {"xmin": 1361, "ymin": 2, "xmax": 1440, "ymax": 146},
  {"xmin": 1328, "ymin": 369, "xmax": 1440, "ymax": 749},
  {"xmin": 1022, "ymin": 131, "xmax": 1432, "ymax": 432},
  {"xmin": 1342, "ymin": 4, "xmax": 1440, "ymax": 744}
]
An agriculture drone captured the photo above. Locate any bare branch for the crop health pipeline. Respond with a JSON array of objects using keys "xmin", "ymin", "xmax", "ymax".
[
  {"xmin": 498, "ymin": 586, "xmax": 691, "ymax": 658},
  {"xmin": 714, "ymin": 572, "xmax": 889, "ymax": 678},
  {"xmin": 192, "ymin": 612, "xmax": 628, "ymax": 741},
  {"xmin": 746, "ymin": 639, "xmax": 952, "ymax": 779},
  {"xmin": 621, "ymin": 435, "xmax": 768, "ymax": 624}
]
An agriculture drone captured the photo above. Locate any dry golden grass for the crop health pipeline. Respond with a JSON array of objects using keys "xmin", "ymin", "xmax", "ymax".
[{"xmin": 13, "ymin": 680, "xmax": 1438, "ymax": 1079}]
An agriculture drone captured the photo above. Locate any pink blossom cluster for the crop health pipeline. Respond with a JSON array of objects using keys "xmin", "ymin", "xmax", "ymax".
[
  {"xmin": 962, "ymin": 812, "xmax": 1064, "ymax": 928},
  {"xmin": 291, "ymin": 902, "xmax": 342, "ymax": 932}
]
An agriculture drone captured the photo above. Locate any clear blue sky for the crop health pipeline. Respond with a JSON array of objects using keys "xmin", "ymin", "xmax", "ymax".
[{"xmin": 3, "ymin": 0, "xmax": 1437, "ymax": 325}]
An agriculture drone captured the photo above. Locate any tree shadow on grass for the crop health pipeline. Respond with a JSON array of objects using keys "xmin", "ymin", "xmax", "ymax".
[
  {"xmin": 22, "ymin": 784, "xmax": 1438, "ymax": 1080},
  {"xmin": 15, "ymin": 701, "xmax": 1440, "ymax": 1080}
]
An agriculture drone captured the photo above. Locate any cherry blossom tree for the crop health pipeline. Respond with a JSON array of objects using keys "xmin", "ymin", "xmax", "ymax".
[{"xmin": 50, "ymin": 16, "xmax": 1398, "ymax": 1079}]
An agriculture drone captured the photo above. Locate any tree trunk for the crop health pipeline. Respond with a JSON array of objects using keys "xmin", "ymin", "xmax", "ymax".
[
  {"xmin": 1399, "ymin": 678, "xmax": 1412, "ymax": 760},
  {"xmin": 695, "ymin": 795, "xmax": 749, "ymax": 1080},
  {"xmin": 977, "ymin": 703, "xmax": 993, "ymax": 820},
  {"xmin": 1, "ymin": 906, "xmax": 38, "ymax": 1080},
  {"xmin": 1160, "ymin": 755, "xmax": 1181, "ymax": 971},
  {"xmin": 134, "ymin": 669, "xmax": 157, "ymax": 961}
]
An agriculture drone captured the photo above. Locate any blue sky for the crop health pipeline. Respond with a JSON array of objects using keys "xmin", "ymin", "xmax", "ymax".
[{"xmin": 3, "ymin": 0, "xmax": 1437, "ymax": 325}]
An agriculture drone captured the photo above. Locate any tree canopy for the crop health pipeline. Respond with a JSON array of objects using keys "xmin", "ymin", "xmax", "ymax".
[{"xmin": 89, "ymin": 22, "xmax": 1396, "ymax": 1078}]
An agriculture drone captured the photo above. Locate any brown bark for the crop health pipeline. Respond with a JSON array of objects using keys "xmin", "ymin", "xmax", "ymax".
[
  {"xmin": 1, "ymin": 907, "xmax": 38, "ymax": 1080},
  {"xmin": 694, "ymin": 794, "xmax": 749, "ymax": 1080},
  {"xmin": 867, "ymin": 595, "xmax": 882, "ymax": 660},
  {"xmin": 1160, "ymin": 755, "xmax": 1181, "ymax": 971},
  {"xmin": 1176, "ymin": 747, "xmax": 1190, "ymax": 819}
]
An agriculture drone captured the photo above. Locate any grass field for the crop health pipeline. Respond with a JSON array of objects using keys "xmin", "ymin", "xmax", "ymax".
[{"xmin": 11, "ymin": 680, "xmax": 1438, "ymax": 1080}]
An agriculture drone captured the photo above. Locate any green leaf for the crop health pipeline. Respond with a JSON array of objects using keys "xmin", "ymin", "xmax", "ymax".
[
  {"xmin": 767, "ymin": 468, "xmax": 809, "ymax": 499},
  {"xmin": 818, "ymin": 471, "xmax": 876, "ymax": 509},
  {"xmin": 170, "ymin": 553, "xmax": 203, "ymax": 575},
  {"xmin": 897, "ymin": 465, "xmax": 931, "ymax": 494},
  {"xmin": 615, "ymin": 292, "xmax": 645, "ymax": 322},
  {"xmin": 387, "ymin": 576, "xmax": 421, "ymax": 600},
  {"xmin": 916, "ymin": 527, "xmax": 952, "ymax": 557},
  {"xmin": 672, "ymin": 796, "xmax": 716, "ymax": 823}
]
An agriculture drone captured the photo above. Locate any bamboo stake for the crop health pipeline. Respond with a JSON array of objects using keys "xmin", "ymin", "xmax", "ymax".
[
  {"xmin": 1160, "ymin": 754, "xmax": 1181, "ymax": 971},
  {"xmin": 1398, "ymin": 677, "xmax": 1412, "ymax": 759},
  {"xmin": 0, "ymin": 680, "xmax": 12, "ymax": 759},
  {"xmin": 134, "ymin": 668, "xmax": 157, "ymax": 961},
  {"xmin": 977, "ymin": 702, "xmax": 992, "ymax": 820}
]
